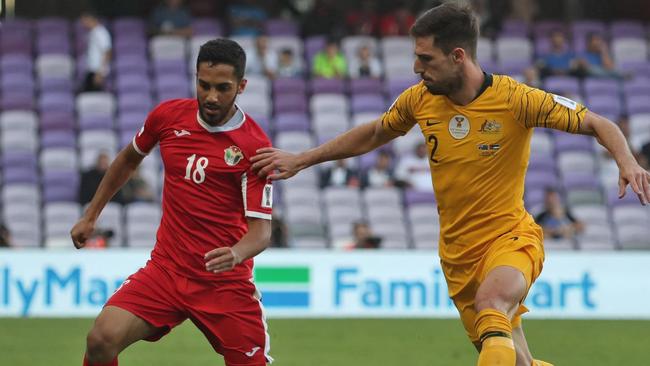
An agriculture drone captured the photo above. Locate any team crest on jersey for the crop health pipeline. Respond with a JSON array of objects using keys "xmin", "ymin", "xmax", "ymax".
[
  {"xmin": 478, "ymin": 120, "xmax": 502, "ymax": 134},
  {"xmin": 224, "ymin": 146, "xmax": 244, "ymax": 166},
  {"xmin": 448, "ymin": 115, "xmax": 470, "ymax": 139}
]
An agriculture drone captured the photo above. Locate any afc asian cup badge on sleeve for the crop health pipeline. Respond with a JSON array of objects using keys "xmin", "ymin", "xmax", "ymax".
[
  {"xmin": 224, "ymin": 146, "xmax": 244, "ymax": 166},
  {"xmin": 449, "ymin": 115, "xmax": 470, "ymax": 139}
]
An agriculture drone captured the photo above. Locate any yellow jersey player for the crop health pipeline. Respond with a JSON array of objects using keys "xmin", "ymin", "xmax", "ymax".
[{"xmin": 251, "ymin": 4, "xmax": 650, "ymax": 366}]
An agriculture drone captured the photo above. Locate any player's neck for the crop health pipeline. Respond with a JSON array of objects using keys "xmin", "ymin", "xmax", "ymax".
[
  {"xmin": 446, "ymin": 63, "xmax": 485, "ymax": 106},
  {"xmin": 206, "ymin": 107, "xmax": 238, "ymax": 127}
]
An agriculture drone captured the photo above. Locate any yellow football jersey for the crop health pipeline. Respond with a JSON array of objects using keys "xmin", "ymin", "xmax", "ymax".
[{"xmin": 381, "ymin": 74, "xmax": 588, "ymax": 264}]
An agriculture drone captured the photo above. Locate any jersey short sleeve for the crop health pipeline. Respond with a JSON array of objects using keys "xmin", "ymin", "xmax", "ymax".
[
  {"xmin": 241, "ymin": 169, "xmax": 273, "ymax": 220},
  {"xmin": 506, "ymin": 78, "xmax": 588, "ymax": 133},
  {"xmin": 380, "ymin": 86, "xmax": 419, "ymax": 135},
  {"xmin": 133, "ymin": 103, "xmax": 165, "ymax": 155}
]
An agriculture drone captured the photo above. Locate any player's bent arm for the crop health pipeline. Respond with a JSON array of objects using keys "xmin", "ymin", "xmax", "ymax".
[
  {"xmin": 71, "ymin": 144, "xmax": 145, "ymax": 249},
  {"xmin": 578, "ymin": 111, "xmax": 650, "ymax": 204},
  {"xmin": 297, "ymin": 119, "xmax": 401, "ymax": 169},
  {"xmin": 204, "ymin": 218, "xmax": 271, "ymax": 274}
]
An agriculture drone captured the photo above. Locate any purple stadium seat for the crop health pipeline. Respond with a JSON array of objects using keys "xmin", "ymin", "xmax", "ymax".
[
  {"xmin": 0, "ymin": 19, "xmax": 33, "ymax": 55},
  {"xmin": 115, "ymin": 73, "xmax": 152, "ymax": 94},
  {"xmin": 310, "ymin": 78, "xmax": 346, "ymax": 94},
  {"xmin": 610, "ymin": 21, "xmax": 645, "ymax": 38},
  {"xmin": 385, "ymin": 77, "xmax": 419, "ymax": 101},
  {"xmin": 3, "ymin": 168, "xmax": 38, "ymax": 184},
  {"xmin": 358, "ymin": 150, "xmax": 379, "ymax": 171},
  {"xmin": 273, "ymin": 94, "xmax": 308, "ymax": 114},
  {"xmin": 39, "ymin": 77, "xmax": 74, "ymax": 93},
  {"xmin": 497, "ymin": 60, "xmax": 530, "ymax": 76},
  {"xmin": 40, "ymin": 111, "xmax": 75, "ymax": 131},
  {"xmin": 618, "ymin": 61, "xmax": 650, "ymax": 77},
  {"xmin": 2, "ymin": 152, "xmax": 37, "ymax": 170},
  {"xmin": 35, "ymin": 17, "xmax": 69, "ymax": 37},
  {"xmin": 586, "ymin": 95, "xmax": 622, "ymax": 118},
  {"xmin": 607, "ymin": 187, "xmax": 641, "ymax": 207},
  {"xmin": 525, "ymin": 170, "xmax": 559, "ymax": 191},
  {"xmin": 544, "ymin": 76, "xmax": 581, "ymax": 96},
  {"xmin": 532, "ymin": 20, "xmax": 565, "ymax": 39},
  {"xmin": 119, "ymin": 130, "xmax": 134, "ymax": 148},
  {"xmin": 1, "ymin": 73, "xmax": 35, "ymax": 94},
  {"xmin": 500, "ymin": 19, "xmax": 529, "ymax": 37},
  {"xmin": 272, "ymin": 78, "xmax": 306, "ymax": 95},
  {"xmin": 114, "ymin": 38, "xmax": 147, "ymax": 58},
  {"xmin": 193, "ymin": 18, "xmax": 224, "ymax": 36},
  {"xmin": 351, "ymin": 94, "xmax": 386, "ymax": 114},
  {"xmin": 528, "ymin": 154, "xmax": 556, "ymax": 172},
  {"xmin": 349, "ymin": 78, "xmax": 383, "ymax": 95},
  {"xmin": 623, "ymin": 77, "xmax": 650, "ymax": 97},
  {"xmin": 36, "ymin": 35, "xmax": 71, "ymax": 55},
  {"xmin": 114, "ymin": 55, "xmax": 149, "ymax": 76},
  {"xmin": 111, "ymin": 17, "xmax": 145, "ymax": 35},
  {"xmin": 305, "ymin": 36, "xmax": 326, "ymax": 64},
  {"xmin": 1, "ymin": 92, "xmax": 35, "ymax": 110},
  {"xmin": 561, "ymin": 172, "xmax": 601, "ymax": 191},
  {"xmin": 78, "ymin": 115, "xmax": 114, "ymax": 130},
  {"xmin": 265, "ymin": 19, "xmax": 299, "ymax": 36},
  {"xmin": 43, "ymin": 185, "xmax": 78, "ymax": 203},
  {"xmin": 153, "ymin": 59, "xmax": 187, "ymax": 76},
  {"xmin": 118, "ymin": 93, "xmax": 152, "ymax": 114},
  {"xmin": 583, "ymin": 78, "xmax": 620, "ymax": 97},
  {"xmin": 571, "ymin": 20, "xmax": 607, "ymax": 53},
  {"xmin": 524, "ymin": 187, "xmax": 545, "ymax": 208},
  {"xmin": 626, "ymin": 95, "xmax": 650, "ymax": 115},
  {"xmin": 1, "ymin": 54, "xmax": 33, "ymax": 74},
  {"xmin": 39, "ymin": 92, "xmax": 74, "ymax": 114},
  {"xmin": 274, "ymin": 113, "xmax": 310, "ymax": 132},
  {"xmin": 554, "ymin": 133, "xmax": 594, "ymax": 153},
  {"xmin": 41, "ymin": 131, "xmax": 76, "ymax": 149},
  {"xmin": 404, "ymin": 190, "xmax": 436, "ymax": 206},
  {"xmin": 117, "ymin": 111, "xmax": 148, "ymax": 132}
]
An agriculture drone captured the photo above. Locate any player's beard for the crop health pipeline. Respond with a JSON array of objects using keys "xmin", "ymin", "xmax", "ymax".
[
  {"xmin": 198, "ymin": 94, "xmax": 237, "ymax": 126},
  {"xmin": 422, "ymin": 70, "xmax": 463, "ymax": 96}
]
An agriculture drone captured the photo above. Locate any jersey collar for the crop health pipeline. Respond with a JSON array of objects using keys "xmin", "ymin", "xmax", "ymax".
[
  {"xmin": 473, "ymin": 72, "xmax": 493, "ymax": 102},
  {"xmin": 196, "ymin": 103, "xmax": 246, "ymax": 133}
]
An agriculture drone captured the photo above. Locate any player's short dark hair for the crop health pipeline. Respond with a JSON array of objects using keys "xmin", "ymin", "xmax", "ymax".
[
  {"xmin": 197, "ymin": 38, "xmax": 246, "ymax": 80},
  {"xmin": 410, "ymin": 3, "xmax": 479, "ymax": 59}
]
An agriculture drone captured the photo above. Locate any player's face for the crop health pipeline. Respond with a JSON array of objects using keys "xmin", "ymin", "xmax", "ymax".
[
  {"xmin": 196, "ymin": 62, "xmax": 246, "ymax": 125},
  {"xmin": 413, "ymin": 36, "xmax": 463, "ymax": 96}
]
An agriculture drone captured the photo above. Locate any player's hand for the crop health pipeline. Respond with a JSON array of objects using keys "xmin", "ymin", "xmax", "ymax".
[
  {"xmin": 251, "ymin": 147, "xmax": 302, "ymax": 180},
  {"xmin": 618, "ymin": 162, "xmax": 650, "ymax": 205},
  {"xmin": 204, "ymin": 247, "xmax": 243, "ymax": 274},
  {"xmin": 70, "ymin": 217, "xmax": 96, "ymax": 249}
]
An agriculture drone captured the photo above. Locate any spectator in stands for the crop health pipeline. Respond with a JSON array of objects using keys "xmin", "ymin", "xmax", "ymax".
[
  {"xmin": 121, "ymin": 168, "xmax": 155, "ymax": 204},
  {"xmin": 361, "ymin": 150, "xmax": 396, "ymax": 188},
  {"xmin": 348, "ymin": 44, "xmax": 383, "ymax": 79},
  {"xmin": 312, "ymin": 38, "xmax": 347, "ymax": 79},
  {"xmin": 576, "ymin": 32, "xmax": 621, "ymax": 79},
  {"xmin": 346, "ymin": 0, "xmax": 380, "ymax": 36},
  {"xmin": 537, "ymin": 30, "xmax": 578, "ymax": 78},
  {"xmin": 80, "ymin": 11, "xmax": 111, "ymax": 92},
  {"xmin": 395, "ymin": 143, "xmax": 432, "ymax": 191},
  {"xmin": 80, "ymin": 152, "xmax": 123, "ymax": 205},
  {"xmin": 275, "ymin": 48, "xmax": 302, "ymax": 78},
  {"xmin": 149, "ymin": 0, "xmax": 193, "ymax": 37},
  {"xmin": 320, "ymin": 159, "xmax": 359, "ymax": 188},
  {"xmin": 335, "ymin": 221, "xmax": 382, "ymax": 250},
  {"xmin": 535, "ymin": 187, "xmax": 585, "ymax": 240},
  {"xmin": 0, "ymin": 223, "xmax": 11, "ymax": 247},
  {"xmin": 246, "ymin": 35, "xmax": 278, "ymax": 79},
  {"xmin": 84, "ymin": 228, "xmax": 114, "ymax": 249},
  {"xmin": 228, "ymin": 0, "xmax": 268, "ymax": 36},
  {"xmin": 379, "ymin": 1, "xmax": 416, "ymax": 36}
]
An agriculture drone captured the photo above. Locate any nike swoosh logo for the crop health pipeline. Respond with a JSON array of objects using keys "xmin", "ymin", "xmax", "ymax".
[
  {"xmin": 513, "ymin": 237, "xmax": 518, "ymax": 241},
  {"xmin": 425, "ymin": 120, "xmax": 441, "ymax": 126},
  {"xmin": 174, "ymin": 130, "xmax": 191, "ymax": 137},
  {"xmin": 245, "ymin": 346, "xmax": 261, "ymax": 357}
]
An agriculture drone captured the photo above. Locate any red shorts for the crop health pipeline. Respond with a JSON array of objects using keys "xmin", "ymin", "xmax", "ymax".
[{"xmin": 106, "ymin": 260, "xmax": 272, "ymax": 365}]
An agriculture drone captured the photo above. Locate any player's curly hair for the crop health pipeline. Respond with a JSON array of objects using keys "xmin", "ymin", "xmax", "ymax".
[
  {"xmin": 197, "ymin": 38, "xmax": 247, "ymax": 80},
  {"xmin": 410, "ymin": 3, "xmax": 478, "ymax": 60}
]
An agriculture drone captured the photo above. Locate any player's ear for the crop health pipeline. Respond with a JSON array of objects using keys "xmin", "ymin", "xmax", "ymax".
[
  {"xmin": 451, "ymin": 48, "xmax": 465, "ymax": 64},
  {"xmin": 238, "ymin": 78, "xmax": 247, "ymax": 94}
]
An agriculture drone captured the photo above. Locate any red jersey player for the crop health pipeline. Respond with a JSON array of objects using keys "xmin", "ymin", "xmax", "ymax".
[{"xmin": 70, "ymin": 39, "xmax": 274, "ymax": 366}]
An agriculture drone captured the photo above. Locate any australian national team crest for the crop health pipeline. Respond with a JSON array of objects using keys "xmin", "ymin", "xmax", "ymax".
[
  {"xmin": 478, "ymin": 120, "xmax": 502, "ymax": 134},
  {"xmin": 448, "ymin": 115, "xmax": 470, "ymax": 139},
  {"xmin": 224, "ymin": 146, "xmax": 244, "ymax": 166}
]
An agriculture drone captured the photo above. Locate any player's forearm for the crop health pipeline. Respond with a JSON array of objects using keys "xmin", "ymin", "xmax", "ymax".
[
  {"xmin": 587, "ymin": 113, "xmax": 637, "ymax": 169},
  {"xmin": 296, "ymin": 121, "xmax": 387, "ymax": 169},
  {"xmin": 231, "ymin": 222, "xmax": 271, "ymax": 261},
  {"xmin": 84, "ymin": 152, "xmax": 140, "ymax": 221}
]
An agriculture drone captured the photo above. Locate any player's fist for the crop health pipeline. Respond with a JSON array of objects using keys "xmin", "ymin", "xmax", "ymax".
[
  {"xmin": 205, "ymin": 247, "xmax": 243, "ymax": 274},
  {"xmin": 70, "ymin": 217, "xmax": 96, "ymax": 249}
]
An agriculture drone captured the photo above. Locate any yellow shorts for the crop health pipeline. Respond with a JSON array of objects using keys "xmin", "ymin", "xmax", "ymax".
[{"xmin": 441, "ymin": 219, "xmax": 544, "ymax": 343}]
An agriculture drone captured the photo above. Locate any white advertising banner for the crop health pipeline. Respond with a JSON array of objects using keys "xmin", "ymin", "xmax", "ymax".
[{"xmin": 0, "ymin": 249, "xmax": 649, "ymax": 319}]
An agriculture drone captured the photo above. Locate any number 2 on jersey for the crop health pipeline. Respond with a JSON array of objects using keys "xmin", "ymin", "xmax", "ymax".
[
  {"xmin": 427, "ymin": 134, "xmax": 439, "ymax": 163},
  {"xmin": 185, "ymin": 154, "xmax": 209, "ymax": 184}
]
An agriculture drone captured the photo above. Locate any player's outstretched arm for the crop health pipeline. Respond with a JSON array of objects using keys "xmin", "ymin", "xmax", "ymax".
[
  {"xmin": 251, "ymin": 119, "xmax": 401, "ymax": 180},
  {"xmin": 70, "ymin": 144, "xmax": 145, "ymax": 249},
  {"xmin": 579, "ymin": 111, "xmax": 650, "ymax": 205},
  {"xmin": 204, "ymin": 217, "xmax": 271, "ymax": 274}
]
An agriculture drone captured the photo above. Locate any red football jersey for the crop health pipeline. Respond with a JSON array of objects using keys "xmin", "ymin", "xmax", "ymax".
[{"xmin": 133, "ymin": 99, "xmax": 273, "ymax": 281}]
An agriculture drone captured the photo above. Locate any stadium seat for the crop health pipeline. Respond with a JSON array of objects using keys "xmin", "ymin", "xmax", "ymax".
[
  {"xmin": 44, "ymin": 202, "xmax": 81, "ymax": 248},
  {"xmin": 150, "ymin": 35, "xmax": 187, "ymax": 60},
  {"xmin": 612, "ymin": 38, "xmax": 648, "ymax": 66}
]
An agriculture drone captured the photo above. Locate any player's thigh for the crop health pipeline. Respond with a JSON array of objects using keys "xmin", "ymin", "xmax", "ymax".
[
  {"xmin": 475, "ymin": 265, "xmax": 528, "ymax": 315},
  {"xmin": 88, "ymin": 305, "xmax": 160, "ymax": 351},
  {"xmin": 190, "ymin": 281, "xmax": 271, "ymax": 366}
]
